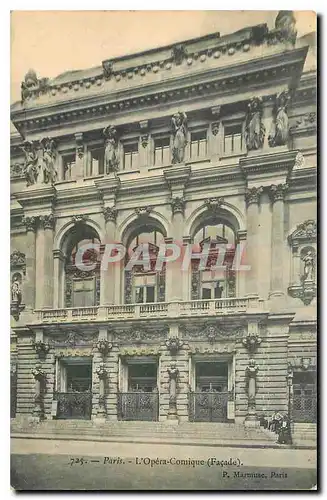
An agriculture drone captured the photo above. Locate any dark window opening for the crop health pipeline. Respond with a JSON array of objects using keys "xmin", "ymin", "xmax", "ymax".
[{"xmin": 63, "ymin": 154, "xmax": 76, "ymax": 180}]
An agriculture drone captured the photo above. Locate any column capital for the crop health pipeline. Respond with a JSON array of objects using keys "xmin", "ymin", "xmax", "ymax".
[
  {"xmin": 245, "ymin": 187, "xmax": 263, "ymax": 207},
  {"xmin": 39, "ymin": 213, "xmax": 55, "ymax": 230},
  {"xmin": 205, "ymin": 197, "xmax": 224, "ymax": 214},
  {"xmin": 103, "ymin": 205, "xmax": 118, "ymax": 223},
  {"xmin": 23, "ymin": 215, "xmax": 38, "ymax": 232},
  {"xmin": 171, "ymin": 197, "xmax": 185, "ymax": 215},
  {"xmin": 268, "ymin": 183, "xmax": 288, "ymax": 203}
]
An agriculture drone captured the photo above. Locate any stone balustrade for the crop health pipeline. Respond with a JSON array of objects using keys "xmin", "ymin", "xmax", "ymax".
[{"xmin": 34, "ymin": 297, "xmax": 265, "ymax": 324}]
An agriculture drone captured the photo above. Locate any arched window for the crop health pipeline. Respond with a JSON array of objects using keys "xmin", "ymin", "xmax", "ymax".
[
  {"xmin": 124, "ymin": 227, "xmax": 166, "ymax": 304},
  {"xmin": 64, "ymin": 225, "xmax": 101, "ymax": 308},
  {"xmin": 191, "ymin": 222, "xmax": 236, "ymax": 300}
]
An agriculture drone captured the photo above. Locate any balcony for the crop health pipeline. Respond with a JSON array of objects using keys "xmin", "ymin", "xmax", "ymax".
[{"xmin": 34, "ymin": 296, "xmax": 265, "ymax": 324}]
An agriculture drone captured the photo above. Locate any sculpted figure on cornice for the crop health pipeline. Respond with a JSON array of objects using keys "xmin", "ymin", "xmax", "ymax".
[
  {"xmin": 171, "ymin": 112, "xmax": 188, "ymax": 164},
  {"xmin": 21, "ymin": 69, "xmax": 49, "ymax": 102},
  {"xmin": 40, "ymin": 137, "xmax": 57, "ymax": 185},
  {"xmin": 244, "ymin": 97, "xmax": 265, "ymax": 151},
  {"xmin": 274, "ymin": 10, "xmax": 297, "ymax": 45},
  {"xmin": 268, "ymin": 90, "xmax": 291, "ymax": 147},
  {"xmin": 103, "ymin": 125, "xmax": 119, "ymax": 174},
  {"xmin": 21, "ymin": 141, "xmax": 40, "ymax": 186}
]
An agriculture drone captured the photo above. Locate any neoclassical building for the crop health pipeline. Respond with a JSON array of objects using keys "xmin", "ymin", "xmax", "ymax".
[{"xmin": 10, "ymin": 12, "xmax": 317, "ymax": 430}]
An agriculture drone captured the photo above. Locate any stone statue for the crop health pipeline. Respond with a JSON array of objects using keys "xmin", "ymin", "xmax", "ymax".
[
  {"xmin": 268, "ymin": 91, "xmax": 291, "ymax": 147},
  {"xmin": 245, "ymin": 359, "xmax": 258, "ymax": 408},
  {"xmin": 275, "ymin": 11, "xmax": 297, "ymax": 45},
  {"xmin": 103, "ymin": 125, "xmax": 119, "ymax": 173},
  {"xmin": 171, "ymin": 112, "xmax": 188, "ymax": 164},
  {"xmin": 40, "ymin": 137, "xmax": 57, "ymax": 185},
  {"xmin": 11, "ymin": 277, "xmax": 22, "ymax": 304},
  {"xmin": 302, "ymin": 250, "xmax": 315, "ymax": 282},
  {"xmin": 21, "ymin": 141, "xmax": 40, "ymax": 186},
  {"xmin": 21, "ymin": 69, "xmax": 49, "ymax": 102},
  {"xmin": 244, "ymin": 97, "xmax": 266, "ymax": 150}
]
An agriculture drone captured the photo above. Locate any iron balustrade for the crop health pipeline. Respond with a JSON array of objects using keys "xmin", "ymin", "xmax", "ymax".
[
  {"xmin": 118, "ymin": 391, "xmax": 159, "ymax": 421},
  {"xmin": 54, "ymin": 391, "xmax": 92, "ymax": 420},
  {"xmin": 189, "ymin": 390, "xmax": 229, "ymax": 422}
]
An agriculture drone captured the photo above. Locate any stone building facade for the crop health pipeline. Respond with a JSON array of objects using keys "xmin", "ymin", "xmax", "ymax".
[{"xmin": 10, "ymin": 12, "xmax": 317, "ymax": 427}]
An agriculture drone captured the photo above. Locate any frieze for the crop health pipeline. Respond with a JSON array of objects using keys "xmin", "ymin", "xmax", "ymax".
[
  {"xmin": 52, "ymin": 331, "xmax": 96, "ymax": 348},
  {"xmin": 293, "ymin": 112, "xmax": 316, "ymax": 130},
  {"xmin": 182, "ymin": 323, "xmax": 244, "ymax": 342},
  {"xmin": 54, "ymin": 348, "xmax": 94, "ymax": 358},
  {"xmin": 115, "ymin": 328, "xmax": 167, "ymax": 344},
  {"xmin": 189, "ymin": 344, "xmax": 236, "ymax": 355}
]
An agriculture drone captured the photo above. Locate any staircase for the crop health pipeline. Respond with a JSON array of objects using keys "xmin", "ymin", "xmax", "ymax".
[
  {"xmin": 292, "ymin": 423, "xmax": 317, "ymax": 446},
  {"xmin": 11, "ymin": 418, "xmax": 279, "ymax": 447}
]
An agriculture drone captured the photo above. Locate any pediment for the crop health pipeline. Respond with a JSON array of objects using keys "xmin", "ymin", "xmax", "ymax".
[{"xmin": 288, "ymin": 220, "xmax": 317, "ymax": 244}]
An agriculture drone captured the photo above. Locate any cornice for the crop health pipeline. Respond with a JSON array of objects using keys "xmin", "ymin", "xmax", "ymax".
[
  {"xmin": 12, "ymin": 47, "xmax": 308, "ymax": 136},
  {"xmin": 239, "ymin": 149, "xmax": 299, "ymax": 181},
  {"xmin": 15, "ymin": 185, "xmax": 56, "ymax": 210}
]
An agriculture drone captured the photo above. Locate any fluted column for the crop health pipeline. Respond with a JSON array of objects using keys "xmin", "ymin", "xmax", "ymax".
[
  {"xmin": 245, "ymin": 187, "xmax": 263, "ymax": 296},
  {"xmin": 39, "ymin": 215, "xmax": 55, "ymax": 308},
  {"xmin": 269, "ymin": 184, "xmax": 288, "ymax": 297},
  {"xmin": 100, "ymin": 206, "xmax": 118, "ymax": 305},
  {"xmin": 22, "ymin": 216, "xmax": 37, "ymax": 310},
  {"xmin": 167, "ymin": 197, "xmax": 185, "ymax": 301}
]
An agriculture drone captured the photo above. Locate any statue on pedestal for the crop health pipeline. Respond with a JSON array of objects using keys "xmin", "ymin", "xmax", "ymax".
[
  {"xmin": 268, "ymin": 91, "xmax": 291, "ymax": 147},
  {"xmin": 103, "ymin": 125, "xmax": 119, "ymax": 173},
  {"xmin": 244, "ymin": 97, "xmax": 265, "ymax": 150},
  {"xmin": 171, "ymin": 112, "xmax": 187, "ymax": 164},
  {"xmin": 40, "ymin": 137, "xmax": 57, "ymax": 185},
  {"xmin": 302, "ymin": 250, "xmax": 315, "ymax": 282},
  {"xmin": 21, "ymin": 141, "xmax": 40, "ymax": 186}
]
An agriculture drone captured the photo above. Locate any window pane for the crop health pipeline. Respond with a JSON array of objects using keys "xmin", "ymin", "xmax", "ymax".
[
  {"xmin": 234, "ymin": 133, "xmax": 242, "ymax": 152},
  {"xmin": 135, "ymin": 287, "xmax": 144, "ymax": 303},
  {"xmin": 199, "ymin": 139, "xmax": 207, "ymax": 157},
  {"xmin": 224, "ymin": 136, "xmax": 233, "ymax": 155},
  {"xmin": 154, "ymin": 148, "xmax": 162, "ymax": 165},
  {"xmin": 146, "ymin": 286, "xmax": 155, "ymax": 303},
  {"xmin": 162, "ymin": 146, "xmax": 170, "ymax": 165},
  {"xmin": 191, "ymin": 142, "xmax": 198, "ymax": 159},
  {"xmin": 202, "ymin": 287, "xmax": 211, "ymax": 300}
]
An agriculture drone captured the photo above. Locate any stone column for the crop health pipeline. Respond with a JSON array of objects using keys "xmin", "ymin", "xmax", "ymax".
[
  {"xmin": 100, "ymin": 206, "xmax": 118, "ymax": 305},
  {"xmin": 53, "ymin": 250, "xmax": 65, "ymax": 308},
  {"xmin": 268, "ymin": 184, "xmax": 288, "ymax": 298},
  {"xmin": 22, "ymin": 216, "xmax": 37, "ymax": 310},
  {"xmin": 168, "ymin": 197, "xmax": 185, "ymax": 301},
  {"xmin": 39, "ymin": 214, "xmax": 55, "ymax": 308},
  {"xmin": 139, "ymin": 120, "xmax": 149, "ymax": 168},
  {"xmin": 245, "ymin": 187, "xmax": 263, "ymax": 296}
]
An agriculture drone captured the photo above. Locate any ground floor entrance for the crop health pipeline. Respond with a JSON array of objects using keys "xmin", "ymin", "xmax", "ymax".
[
  {"xmin": 189, "ymin": 360, "xmax": 233, "ymax": 422},
  {"xmin": 54, "ymin": 358, "xmax": 93, "ymax": 420},
  {"xmin": 293, "ymin": 371, "xmax": 317, "ymax": 423},
  {"xmin": 118, "ymin": 358, "xmax": 159, "ymax": 421}
]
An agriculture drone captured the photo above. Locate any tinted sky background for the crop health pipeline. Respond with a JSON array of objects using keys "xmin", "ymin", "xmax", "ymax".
[{"xmin": 11, "ymin": 10, "xmax": 316, "ymax": 103}]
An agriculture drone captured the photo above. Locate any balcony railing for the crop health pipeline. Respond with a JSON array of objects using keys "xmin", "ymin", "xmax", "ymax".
[{"xmin": 34, "ymin": 297, "xmax": 265, "ymax": 323}]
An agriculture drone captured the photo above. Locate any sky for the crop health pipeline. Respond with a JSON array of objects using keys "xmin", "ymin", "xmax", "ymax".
[{"xmin": 10, "ymin": 10, "xmax": 316, "ymax": 104}]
